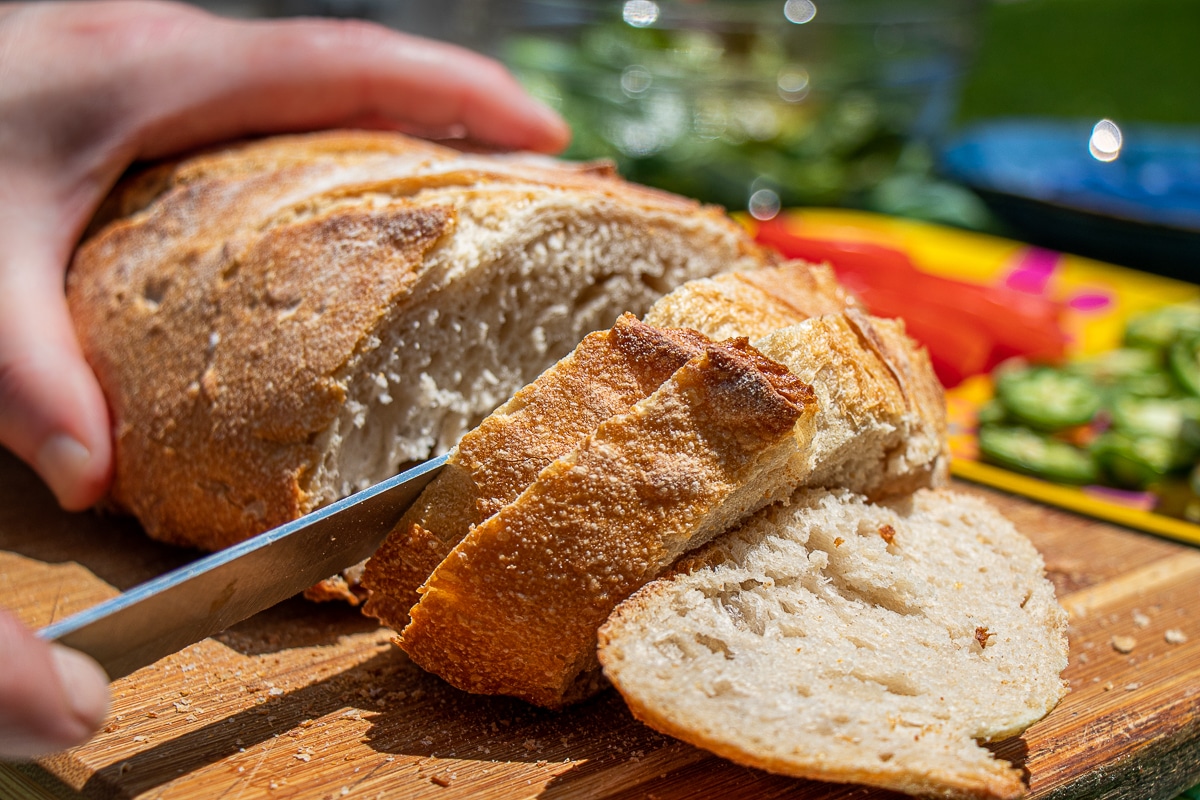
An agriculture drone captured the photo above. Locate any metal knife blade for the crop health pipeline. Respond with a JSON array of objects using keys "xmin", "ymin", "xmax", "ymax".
[{"xmin": 38, "ymin": 454, "xmax": 446, "ymax": 680}]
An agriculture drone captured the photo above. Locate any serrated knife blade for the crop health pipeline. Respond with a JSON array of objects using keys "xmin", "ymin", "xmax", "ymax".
[{"xmin": 38, "ymin": 454, "xmax": 446, "ymax": 680}]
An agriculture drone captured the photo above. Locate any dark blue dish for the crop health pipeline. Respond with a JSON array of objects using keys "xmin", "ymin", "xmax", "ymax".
[{"xmin": 939, "ymin": 117, "xmax": 1200, "ymax": 279}]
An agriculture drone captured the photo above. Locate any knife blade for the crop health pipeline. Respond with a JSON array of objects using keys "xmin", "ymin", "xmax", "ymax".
[{"xmin": 38, "ymin": 454, "xmax": 446, "ymax": 680}]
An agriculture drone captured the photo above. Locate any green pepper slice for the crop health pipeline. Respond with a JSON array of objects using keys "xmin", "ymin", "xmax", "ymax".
[
  {"xmin": 1124, "ymin": 302, "xmax": 1200, "ymax": 350},
  {"xmin": 1168, "ymin": 335, "xmax": 1200, "ymax": 397},
  {"xmin": 1091, "ymin": 430, "xmax": 1194, "ymax": 490},
  {"xmin": 978, "ymin": 425, "xmax": 1098, "ymax": 484},
  {"xmin": 995, "ymin": 365, "xmax": 1101, "ymax": 431},
  {"xmin": 1066, "ymin": 347, "xmax": 1177, "ymax": 397},
  {"xmin": 1109, "ymin": 394, "xmax": 1200, "ymax": 442}
]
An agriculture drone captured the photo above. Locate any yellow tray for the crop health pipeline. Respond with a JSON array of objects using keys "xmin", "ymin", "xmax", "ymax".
[{"xmin": 762, "ymin": 209, "xmax": 1200, "ymax": 548}]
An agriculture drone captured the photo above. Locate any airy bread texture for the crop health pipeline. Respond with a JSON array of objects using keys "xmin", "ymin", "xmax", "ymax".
[
  {"xmin": 598, "ymin": 488, "xmax": 1069, "ymax": 800},
  {"xmin": 67, "ymin": 131, "xmax": 773, "ymax": 549}
]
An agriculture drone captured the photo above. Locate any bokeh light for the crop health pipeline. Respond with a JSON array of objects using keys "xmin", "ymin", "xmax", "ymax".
[
  {"xmin": 783, "ymin": 0, "xmax": 817, "ymax": 25},
  {"xmin": 623, "ymin": 0, "xmax": 660, "ymax": 28},
  {"xmin": 1089, "ymin": 118, "xmax": 1122, "ymax": 162}
]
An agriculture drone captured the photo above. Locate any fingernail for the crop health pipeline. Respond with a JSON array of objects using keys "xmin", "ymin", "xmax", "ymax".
[
  {"xmin": 35, "ymin": 434, "xmax": 91, "ymax": 504},
  {"xmin": 49, "ymin": 645, "xmax": 110, "ymax": 733}
]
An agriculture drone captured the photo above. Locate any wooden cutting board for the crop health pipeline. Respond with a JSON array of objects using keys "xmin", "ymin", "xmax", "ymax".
[{"xmin": 1, "ymin": 448, "xmax": 1197, "ymax": 800}]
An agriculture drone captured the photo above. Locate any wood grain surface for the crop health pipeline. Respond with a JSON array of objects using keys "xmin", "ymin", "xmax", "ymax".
[{"xmin": 1, "ymin": 448, "xmax": 1197, "ymax": 800}]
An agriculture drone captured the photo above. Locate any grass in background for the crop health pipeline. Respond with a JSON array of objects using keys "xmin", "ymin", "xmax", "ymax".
[{"xmin": 958, "ymin": 0, "xmax": 1200, "ymax": 125}]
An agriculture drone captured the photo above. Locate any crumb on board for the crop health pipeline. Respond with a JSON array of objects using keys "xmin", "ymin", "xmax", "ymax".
[
  {"xmin": 1165, "ymin": 628, "xmax": 1188, "ymax": 645},
  {"xmin": 1131, "ymin": 610, "xmax": 1151, "ymax": 628},
  {"xmin": 1111, "ymin": 635, "xmax": 1137, "ymax": 654}
]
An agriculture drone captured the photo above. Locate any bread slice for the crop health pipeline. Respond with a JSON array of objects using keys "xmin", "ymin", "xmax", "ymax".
[
  {"xmin": 598, "ymin": 488, "xmax": 1069, "ymax": 800},
  {"xmin": 67, "ymin": 130, "xmax": 774, "ymax": 549},
  {"xmin": 359, "ymin": 313, "xmax": 713, "ymax": 624},
  {"xmin": 642, "ymin": 260, "xmax": 857, "ymax": 340},
  {"xmin": 398, "ymin": 336, "xmax": 819, "ymax": 708},
  {"xmin": 752, "ymin": 310, "xmax": 949, "ymax": 501},
  {"xmin": 648, "ymin": 267, "xmax": 948, "ymax": 499}
]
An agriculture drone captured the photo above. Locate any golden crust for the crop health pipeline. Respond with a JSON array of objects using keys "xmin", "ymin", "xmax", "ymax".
[
  {"xmin": 360, "ymin": 314, "xmax": 713, "ymax": 628},
  {"xmin": 399, "ymin": 336, "xmax": 817, "ymax": 708},
  {"xmin": 72, "ymin": 177, "xmax": 454, "ymax": 547}
]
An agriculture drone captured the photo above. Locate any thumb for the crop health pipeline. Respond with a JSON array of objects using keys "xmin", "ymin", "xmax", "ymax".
[
  {"xmin": 0, "ymin": 609, "xmax": 110, "ymax": 759},
  {"xmin": 0, "ymin": 237, "xmax": 113, "ymax": 511}
]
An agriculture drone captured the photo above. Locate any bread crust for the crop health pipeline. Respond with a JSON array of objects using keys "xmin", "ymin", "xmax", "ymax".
[
  {"xmin": 68, "ymin": 130, "xmax": 774, "ymax": 549},
  {"xmin": 399, "ymin": 336, "xmax": 818, "ymax": 708},
  {"xmin": 360, "ymin": 313, "xmax": 713, "ymax": 627}
]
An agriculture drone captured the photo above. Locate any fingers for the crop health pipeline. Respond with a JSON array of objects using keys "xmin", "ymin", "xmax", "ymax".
[
  {"xmin": 0, "ymin": 610, "xmax": 110, "ymax": 759},
  {"xmin": 0, "ymin": 236, "xmax": 113, "ymax": 510},
  {"xmin": 118, "ymin": 9, "xmax": 570, "ymax": 158}
]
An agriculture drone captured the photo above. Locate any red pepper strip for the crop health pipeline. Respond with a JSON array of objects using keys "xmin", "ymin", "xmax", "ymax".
[
  {"xmin": 852, "ymin": 285, "xmax": 994, "ymax": 388},
  {"xmin": 754, "ymin": 219, "xmax": 1069, "ymax": 377}
]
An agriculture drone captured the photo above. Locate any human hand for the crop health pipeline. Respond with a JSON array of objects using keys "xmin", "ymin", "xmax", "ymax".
[
  {"xmin": 0, "ymin": 609, "xmax": 109, "ymax": 759},
  {"xmin": 0, "ymin": 0, "xmax": 569, "ymax": 513}
]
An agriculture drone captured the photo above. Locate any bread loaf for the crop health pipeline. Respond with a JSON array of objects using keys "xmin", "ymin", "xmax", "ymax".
[
  {"xmin": 598, "ymin": 488, "xmax": 1069, "ymax": 800},
  {"xmin": 66, "ymin": 131, "xmax": 774, "ymax": 549}
]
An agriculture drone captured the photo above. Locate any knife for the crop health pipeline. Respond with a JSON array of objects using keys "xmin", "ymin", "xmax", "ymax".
[{"xmin": 37, "ymin": 454, "xmax": 446, "ymax": 680}]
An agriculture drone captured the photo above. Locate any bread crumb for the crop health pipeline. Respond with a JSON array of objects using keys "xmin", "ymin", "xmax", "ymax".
[
  {"xmin": 878, "ymin": 524, "xmax": 896, "ymax": 544},
  {"xmin": 975, "ymin": 627, "xmax": 994, "ymax": 649},
  {"xmin": 1165, "ymin": 629, "xmax": 1188, "ymax": 644},
  {"xmin": 1131, "ymin": 610, "xmax": 1151, "ymax": 628},
  {"xmin": 1124, "ymin": 683, "xmax": 1142, "ymax": 691},
  {"xmin": 1111, "ymin": 635, "xmax": 1137, "ymax": 654},
  {"xmin": 833, "ymin": 537, "xmax": 844, "ymax": 548},
  {"xmin": 430, "ymin": 774, "xmax": 454, "ymax": 787}
]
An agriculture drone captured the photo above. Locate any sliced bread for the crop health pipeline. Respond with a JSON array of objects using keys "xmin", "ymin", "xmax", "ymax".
[
  {"xmin": 398, "ymin": 336, "xmax": 819, "ymax": 708},
  {"xmin": 597, "ymin": 488, "xmax": 1069, "ymax": 800},
  {"xmin": 359, "ymin": 313, "xmax": 712, "ymax": 624}
]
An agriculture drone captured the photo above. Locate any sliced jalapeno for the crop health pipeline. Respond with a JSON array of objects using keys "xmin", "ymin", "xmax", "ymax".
[
  {"xmin": 1066, "ymin": 347, "xmax": 1177, "ymax": 397},
  {"xmin": 1091, "ymin": 430, "xmax": 1194, "ymax": 490},
  {"xmin": 1109, "ymin": 394, "xmax": 1200, "ymax": 441},
  {"xmin": 995, "ymin": 365, "xmax": 1101, "ymax": 431},
  {"xmin": 975, "ymin": 399, "xmax": 1009, "ymax": 426},
  {"xmin": 1168, "ymin": 335, "xmax": 1200, "ymax": 397},
  {"xmin": 978, "ymin": 425, "xmax": 1098, "ymax": 484},
  {"xmin": 1124, "ymin": 302, "xmax": 1200, "ymax": 350}
]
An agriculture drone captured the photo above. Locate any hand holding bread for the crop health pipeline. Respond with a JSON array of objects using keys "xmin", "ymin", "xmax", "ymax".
[{"xmin": 0, "ymin": 0, "xmax": 568, "ymax": 758}]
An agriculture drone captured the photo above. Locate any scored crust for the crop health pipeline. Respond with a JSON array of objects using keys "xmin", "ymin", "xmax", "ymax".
[
  {"xmin": 360, "ymin": 313, "xmax": 713, "ymax": 627},
  {"xmin": 68, "ymin": 130, "xmax": 774, "ymax": 549},
  {"xmin": 398, "ymin": 335, "xmax": 819, "ymax": 708}
]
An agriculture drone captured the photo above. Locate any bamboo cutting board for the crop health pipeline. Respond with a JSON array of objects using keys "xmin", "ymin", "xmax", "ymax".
[{"xmin": 1, "ymin": 447, "xmax": 1197, "ymax": 800}]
